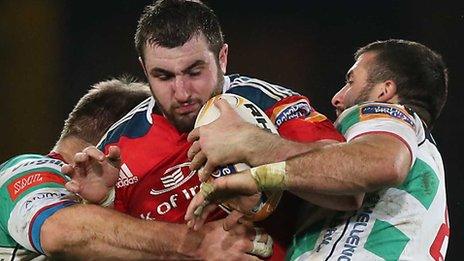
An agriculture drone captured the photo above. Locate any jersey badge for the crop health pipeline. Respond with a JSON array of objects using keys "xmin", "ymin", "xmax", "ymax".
[
  {"xmin": 271, "ymin": 99, "xmax": 313, "ymax": 127},
  {"xmin": 360, "ymin": 104, "xmax": 415, "ymax": 128}
]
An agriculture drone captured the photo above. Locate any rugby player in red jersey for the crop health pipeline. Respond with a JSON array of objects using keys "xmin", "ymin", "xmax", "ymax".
[{"xmin": 63, "ymin": 1, "xmax": 357, "ymax": 259}]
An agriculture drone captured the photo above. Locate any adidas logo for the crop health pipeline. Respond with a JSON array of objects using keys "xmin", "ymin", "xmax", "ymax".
[{"xmin": 116, "ymin": 164, "xmax": 138, "ymax": 188}]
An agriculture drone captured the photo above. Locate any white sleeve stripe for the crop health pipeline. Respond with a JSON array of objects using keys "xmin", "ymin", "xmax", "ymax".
[
  {"xmin": 230, "ymin": 82, "xmax": 283, "ymax": 100},
  {"xmin": 250, "ymin": 78, "xmax": 296, "ymax": 96},
  {"xmin": 106, "ymin": 97, "xmax": 151, "ymax": 129},
  {"xmin": 97, "ymin": 97, "xmax": 153, "ymax": 146},
  {"xmin": 237, "ymin": 78, "xmax": 293, "ymax": 97},
  {"xmin": 231, "ymin": 78, "xmax": 285, "ymax": 98},
  {"xmin": 231, "ymin": 78, "xmax": 293, "ymax": 98}
]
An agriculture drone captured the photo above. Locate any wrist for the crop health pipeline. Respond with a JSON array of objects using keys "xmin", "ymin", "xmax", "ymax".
[
  {"xmin": 98, "ymin": 187, "xmax": 115, "ymax": 207},
  {"xmin": 176, "ymin": 226, "xmax": 203, "ymax": 258},
  {"xmin": 81, "ymin": 187, "xmax": 115, "ymax": 207},
  {"xmin": 250, "ymin": 161, "xmax": 287, "ymax": 191}
]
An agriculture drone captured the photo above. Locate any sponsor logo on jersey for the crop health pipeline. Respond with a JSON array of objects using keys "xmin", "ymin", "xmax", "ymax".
[
  {"xmin": 25, "ymin": 191, "xmax": 68, "ymax": 209},
  {"xmin": 361, "ymin": 104, "xmax": 415, "ymax": 128},
  {"xmin": 243, "ymin": 103, "xmax": 274, "ymax": 133},
  {"xmin": 12, "ymin": 158, "xmax": 63, "ymax": 173},
  {"xmin": 272, "ymin": 100, "xmax": 312, "ymax": 127},
  {"xmin": 150, "ymin": 162, "xmax": 197, "ymax": 195},
  {"xmin": 211, "ymin": 164, "xmax": 238, "ymax": 178},
  {"xmin": 116, "ymin": 164, "xmax": 139, "ymax": 188},
  {"xmin": 7, "ymin": 172, "xmax": 66, "ymax": 201},
  {"xmin": 338, "ymin": 208, "xmax": 372, "ymax": 260}
]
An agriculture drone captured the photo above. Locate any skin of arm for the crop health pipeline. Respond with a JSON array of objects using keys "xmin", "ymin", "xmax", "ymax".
[
  {"xmin": 227, "ymin": 126, "xmax": 365, "ymax": 210},
  {"xmin": 185, "ymin": 132, "xmax": 411, "ymax": 228},
  {"xmin": 284, "ymin": 133, "xmax": 411, "ymax": 196},
  {"xmin": 41, "ymin": 204, "xmax": 261, "ymax": 260},
  {"xmin": 41, "ymin": 204, "xmax": 198, "ymax": 260}
]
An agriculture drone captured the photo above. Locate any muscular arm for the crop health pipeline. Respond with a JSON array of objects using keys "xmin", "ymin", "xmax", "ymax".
[
  {"xmin": 187, "ymin": 132, "xmax": 410, "ymax": 225},
  {"xmin": 238, "ymin": 126, "xmax": 335, "ymax": 167},
  {"xmin": 42, "ymin": 204, "xmax": 265, "ymax": 260},
  {"xmin": 216, "ymin": 125, "xmax": 364, "ymax": 210},
  {"xmin": 190, "ymin": 112, "xmax": 364, "ymax": 210},
  {"xmin": 284, "ymin": 133, "xmax": 411, "ymax": 195},
  {"xmin": 41, "ymin": 204, "xmax": 197, "ymax": 260}
]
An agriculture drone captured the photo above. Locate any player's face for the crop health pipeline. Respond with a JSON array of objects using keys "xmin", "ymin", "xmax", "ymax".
[
  {"xmin": 141, "ymin": 34, "xmax": 228, "ymax": 132},
  {"xmin": 331, "ymin": 52, "xmax": 379, "ymax": 117}
]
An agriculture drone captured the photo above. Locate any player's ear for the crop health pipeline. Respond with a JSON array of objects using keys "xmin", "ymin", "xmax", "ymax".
[
  {"xmin": 375, "ymin": 80, "xmax": 397, "ymax": 102},
  {"xmin": 139, "ymin": 56, "xmax": 149, "ymax": 78},
  {"xmin": 218, "ymin": 44, "xmax": 228, "ymax": 74}
]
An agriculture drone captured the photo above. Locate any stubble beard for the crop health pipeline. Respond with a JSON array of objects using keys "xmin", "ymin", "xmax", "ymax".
[
  {"xmin": 157, "ymin": 72, "xmax": 224, "ymax": 133},
  {"xmin": 336, "ymin": 82, "xmax": 375, "ymax": 117}
]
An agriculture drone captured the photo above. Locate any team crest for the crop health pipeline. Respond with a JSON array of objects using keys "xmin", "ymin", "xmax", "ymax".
[{"xmin": 150, "ymin": 162, "xmax": 197, "ymax": 195}]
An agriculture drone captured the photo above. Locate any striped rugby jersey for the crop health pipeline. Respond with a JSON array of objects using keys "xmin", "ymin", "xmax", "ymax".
[
  {"xmin": 0, "ymin": 154, "xmax": 77, "ymax": 261},
  {"xmin": 287, "ymin": 102, "xmax": 449, "ymax": 261}
]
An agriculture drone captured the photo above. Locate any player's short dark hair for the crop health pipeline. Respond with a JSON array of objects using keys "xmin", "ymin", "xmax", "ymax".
[
  {"xmin": 59, "ymin": 77, "xmax": 151, "ymax": 144},
  {"xmin": 135, "ymin": 0, "xmax": 224, "ymax": 60},
  {"xmin": 355, "ymin": 39, "xmax": 448, "ymax": 127}
]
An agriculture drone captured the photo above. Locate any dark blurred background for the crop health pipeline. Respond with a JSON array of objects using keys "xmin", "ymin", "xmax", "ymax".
[{"xmin": 0, "ymin": 0, "xmax": 462, "ymax": 258}]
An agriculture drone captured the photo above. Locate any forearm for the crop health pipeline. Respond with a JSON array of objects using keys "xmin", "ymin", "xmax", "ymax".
[
  {"xmin": 41, "ymin": 204, "xmax": 199, "ymax": 260},
  {"xmin": 243, "ymin": 127, "xmax": 336, "ymax": 167},
  {"xmin": 243, "ymin": 127, "xmax": 363, "ymax": 209},
  {"xmin": 284, "ymin": 134, "xmax": 410, "ymax": 195}
]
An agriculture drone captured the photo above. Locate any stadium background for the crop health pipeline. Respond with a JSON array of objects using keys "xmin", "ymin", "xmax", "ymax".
[{"xmin": 0, "ymin": 0, "xmax": 462, "ymax": 259}]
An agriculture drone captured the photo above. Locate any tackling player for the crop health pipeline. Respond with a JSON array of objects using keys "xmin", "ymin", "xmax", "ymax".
[
  {"xmin": 0, "ymin": 78, "xmax": 149, "ymax": 259},
  {"xmin": 185, "ymin": 39, "xmax": 450, "ymax": 260}
]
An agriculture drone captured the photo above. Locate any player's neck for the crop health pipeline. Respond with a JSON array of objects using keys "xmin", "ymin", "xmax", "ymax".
[{"xmin": 53, "ymin": 136, "xmax": 93, "ymax": 164}]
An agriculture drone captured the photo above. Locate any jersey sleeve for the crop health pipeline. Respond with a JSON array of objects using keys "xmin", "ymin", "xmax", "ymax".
[
  {"xmin": 224, "ymin": 76, "xmax": 344, "ymax": 143},
  {"xmin": 266, "ymin": 95, "xmax": 345, "ymax": 142},
  {"xmin": 335, "ymin": 102, "xmax": 419, "ymax": 168},
  {"xmin": 97, "ymin": 97, "xmax": 154, "ymax": 152},
  {"xmin": 0, "ymin": 155, "xmax": 78, "ymax": 254}
]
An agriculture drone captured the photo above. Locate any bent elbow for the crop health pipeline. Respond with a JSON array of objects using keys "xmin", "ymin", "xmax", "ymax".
[
  {"xmin": 370, "ymin": 156, "xmax": 409, "ymax": 190},
  {"xmin": 385, "ymin": 162, "xmax": 409, "ymax": 187},
  {"xmin": 329, "ymin": 194, "xmax": 364, "ymax": 211},
  {"xmin": 343, "ymin": 194, "xmax": 364, "ymax": 211}
]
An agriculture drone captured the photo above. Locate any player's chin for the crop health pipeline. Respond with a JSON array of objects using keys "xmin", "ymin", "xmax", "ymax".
[{"xmin": 172, "ymin": 114, "xmax": 197, "ymax": 133}]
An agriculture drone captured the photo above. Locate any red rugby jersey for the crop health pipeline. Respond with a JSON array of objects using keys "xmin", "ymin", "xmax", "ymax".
[{"xmin": 98, "ymin": 75, "xmax": 345, "ymax": 260}]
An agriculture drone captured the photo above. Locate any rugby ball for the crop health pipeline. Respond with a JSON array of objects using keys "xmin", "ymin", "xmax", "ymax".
[{"xmin": 194, "ymin": 93, "xmax": 282, "ymax": 221}]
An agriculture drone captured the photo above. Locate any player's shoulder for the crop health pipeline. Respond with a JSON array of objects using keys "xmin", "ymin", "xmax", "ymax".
[
  {"xmin": 98, "ymin": 97, "xmax": 154, "ymax": 148},
  {"xmin": 335, "ymin": 102, "xmax": 417, "ymax": 133},
  {"xmin": 225, "ymin": 74, "xmax": 300, "ymax": 110},
  {"xmin": 1, "ymin": 154, "xmax": 63, "ymax": 174}
]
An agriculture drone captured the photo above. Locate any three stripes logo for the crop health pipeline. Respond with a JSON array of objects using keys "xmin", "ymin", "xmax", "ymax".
[{"xmin": 116, "ymin": 164, "xmax": 139, "ymax": 188}]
